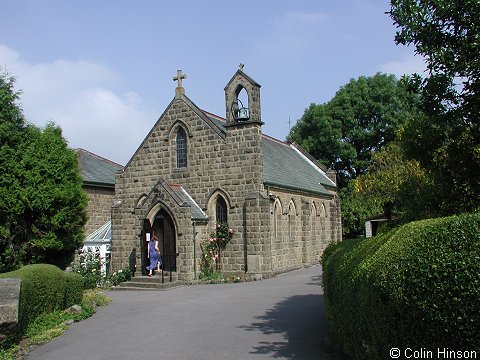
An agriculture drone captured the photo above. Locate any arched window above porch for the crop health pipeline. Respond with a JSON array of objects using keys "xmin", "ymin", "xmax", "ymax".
[
  {"xmin": 176, "ymin": 127, "xmax": 187, "ymax": 168},
  {"xmin": 216, "ymin": 196, "xmax": 228, "ymax": 224}
]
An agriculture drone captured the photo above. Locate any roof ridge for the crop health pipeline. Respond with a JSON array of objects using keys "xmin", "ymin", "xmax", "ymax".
[
  {"xmin": 289, "ymin": 142, "xmax": 329, "ymax": 172},
  {"xmin": 202, "ymin": 110, "xmax": 226, "ymax": 122},
  {"xmin": 180, "ymin": 95, "xmax": 226, "ymax": 139},
  {"xmin": 169, "ymin": 183, "xmax": 209, "ymax": 221},
  {"xmin": 76, "ymin": 148, "xmax": 124, "ymax": 168},
  {"xmin": 261, "ymin": 133, "xmax": 288, "ymax": 145},
  {"xmin": 289, "ymin": 143, "xmax": 336, "ymax": 187}
]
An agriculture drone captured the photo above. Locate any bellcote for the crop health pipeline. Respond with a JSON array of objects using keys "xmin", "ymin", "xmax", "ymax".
[{"xmin": 224, "ymin": 65, "xmax": 263, "ymax": 126}]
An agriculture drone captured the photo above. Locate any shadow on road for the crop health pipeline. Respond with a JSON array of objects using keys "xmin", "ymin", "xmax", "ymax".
[
  {"xmin": 306, "ymin": 273, "xmax": 322, "ymax": 287},
  {"xmin": 239, "ymin": 275, "xmax": 347, "ymax": 359}
]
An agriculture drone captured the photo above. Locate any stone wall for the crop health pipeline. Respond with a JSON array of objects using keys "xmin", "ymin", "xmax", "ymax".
[
  {"xmin": 112, "ymin": 95, "xmax": 264, "ymax": 279},
  {"xmin": 0, "ymin": 278, "xmax": 20, "ymax": 345},
  {"xmin": 111, "ymin": 73, "xmax": 342, "ymax": 280},
  {"xmin": 84, "ymin": 185, "xmax": 115, "ymax": 235},
  {"xmin": 225, "ymin": 70, "xmax": 262, "ymax": 124},
  {"xmin": 267, "ymin": 187, "xmax": 340, "ymax": 273}
]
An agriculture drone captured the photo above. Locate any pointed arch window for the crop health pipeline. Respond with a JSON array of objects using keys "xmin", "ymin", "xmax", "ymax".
[
  {"xmin": 288, "ymin": 201, "xmax": 295, "ymax": 238},
  {"xmin": 310, "ymin": 203, "xmax": 317, "ymax": 237},
  {"xmin": 176, "ymin": 127, "xmax": 187, "ymax": 168},
  {"xmin": 216, "ymin": 196, "xmax": 228, "ymax": 224},
  {"xmin": 273, "ymin": 201, "xmax": 281, "ymax": 238}
]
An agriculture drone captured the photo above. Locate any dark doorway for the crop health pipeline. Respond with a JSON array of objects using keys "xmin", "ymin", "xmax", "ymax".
[
  {"xmin": 152, "ymin": 209, "xmax": 177, "ymax": 272},
  {"xmin": 141, "ymin": 219, "xmax": 153, "ymax": 275}
]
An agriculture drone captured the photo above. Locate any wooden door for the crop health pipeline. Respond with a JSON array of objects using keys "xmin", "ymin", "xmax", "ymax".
[{"xmin": 162, "ymin": 213, "xmax": 176, "ymax": 272}]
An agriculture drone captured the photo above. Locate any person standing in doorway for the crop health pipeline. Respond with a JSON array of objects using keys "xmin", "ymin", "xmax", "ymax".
[{"xmin": 146, "ymin": 234, "xmax": 161, "ymax": 276}]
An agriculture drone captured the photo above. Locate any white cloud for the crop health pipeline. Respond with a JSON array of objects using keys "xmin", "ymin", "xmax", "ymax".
[
  {"xmin": 0, "ymin": 44, "xmax": 155, "ymax": 165},
  {"xmin": 256, "ymin": 10, "xmax": 329, "ymax": 58},
  {"xmin": 379, "ymin": 53, "xmax": 427, "ymax": 78}
]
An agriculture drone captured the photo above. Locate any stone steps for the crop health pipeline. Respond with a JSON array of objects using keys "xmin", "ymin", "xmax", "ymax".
[{"xmin": 112, "ymin": 273, "xmax": 182, "ymax": 291}]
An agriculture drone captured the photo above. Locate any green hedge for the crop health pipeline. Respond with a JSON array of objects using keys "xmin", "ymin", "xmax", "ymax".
[
  {"xmin": 322, "ymin": 213, "xmax": 480, "ymax": 359},
  {"xmin": 0, "ymin": 264, "xmax": 65, "ymax": 336},
  {"xmin": 0, "ymin": 264, "xmax": 83, "ymax": 346},
  {"xmin": 64, "ymin": 272, "xmax": 84, "ymax": 308}
]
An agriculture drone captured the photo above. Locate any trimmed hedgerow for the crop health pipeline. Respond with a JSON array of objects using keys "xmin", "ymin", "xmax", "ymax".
[
  {"xmin": 64, "ymin": 271, "xmax": 84, "ymax": 308},
  {"xmin": 322, "ymin": 213, "xmax": 480, "ymax": 359},
  {"xmin": 0, "ymin": 264, "xmax": 66, "ymax": 341}
]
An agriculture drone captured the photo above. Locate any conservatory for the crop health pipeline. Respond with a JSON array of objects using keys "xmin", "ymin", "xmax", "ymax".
[{"xmin": 82, "ymin": 221, "xmax": 111, "ymax": 274}]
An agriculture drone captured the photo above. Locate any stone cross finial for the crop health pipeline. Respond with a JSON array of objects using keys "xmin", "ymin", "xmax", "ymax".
[
  {"xmin": 239, "ymin": 63, "xmax": 244, "ymax": 71},
  {"xmin": 173, "ymin": 70, "xmax": 186, "ymax": 97}
]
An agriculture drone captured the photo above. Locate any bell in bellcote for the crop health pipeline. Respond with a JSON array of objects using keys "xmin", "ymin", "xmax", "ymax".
[
  {"xmin": 237, "ymin": 106, "xmax": 249, "ymax": 121},
  {"xmin": 232, "ymin": 99, "xmax": 250, "ymax": 122}
]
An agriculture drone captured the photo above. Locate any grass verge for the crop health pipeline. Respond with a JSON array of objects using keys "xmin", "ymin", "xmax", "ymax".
[{"xmin": 0, "ymin": 290, "xmax": 111, "ymax": 360}]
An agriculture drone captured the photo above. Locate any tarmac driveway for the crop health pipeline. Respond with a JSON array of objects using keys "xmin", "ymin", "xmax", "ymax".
[{"xmin": 27, "ymin": 265, "xmax": 346, "ymax": 360}]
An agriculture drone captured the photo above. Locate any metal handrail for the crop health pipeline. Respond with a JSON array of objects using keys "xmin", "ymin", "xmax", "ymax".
[{"xmin": 160, "ymin": 253, "xmax": 178, "ymax": 283}]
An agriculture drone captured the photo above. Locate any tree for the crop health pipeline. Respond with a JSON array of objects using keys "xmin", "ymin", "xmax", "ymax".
[
  {"xmin": 0, "ymin": 73, "xmax": 87, "ymax": 272},
  {"xmin": 353, "ymin": 141, "xmax": 436, "ymax": 222},
  {"xmin": 340, "ymin": 181, "xmax": 382, "ymax": 238},
  {"xmin": 0, "ymin": 72, "xmax": 26, "ymax": 270},
  {"xmin": 288, "ymin": 73, "xmax": 421, "ymax": 187},
  {"xmin": 342, "ymin": 141, "xmax": 437, "ymax": 236},
  {"xmin": 389, "ymin": 0, "xmax": 480, "ymax": 213}
]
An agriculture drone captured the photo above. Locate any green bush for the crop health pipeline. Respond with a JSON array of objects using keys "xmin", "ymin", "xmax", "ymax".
[
  {"xmin": 82, "ymin": 289, "xmax": 111, "ymax": 307},
  {"xmin": 322, "ymin": 213, "xmax": 480, "ymax": 359},
  {"xmin": 199, "ymin": 270, "xmax": 223, "ymax": 282},
  {"xmin": 64, "ymin": 272, "xmax": 84, "ymax": 308},
  {"xmin": 0, "ymin": 264, "xmax": 66, "ymax": 344}
]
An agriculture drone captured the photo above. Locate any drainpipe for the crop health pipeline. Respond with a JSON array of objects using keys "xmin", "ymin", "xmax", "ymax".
[
  {"xmin": 110, "ymin": 205, "xmax": 114, "ymax": 274},
  {"xmin": 243, "ymin": 202, "xmax": 248, "ymax": 273},
  {"xmin": 192, "ymin": 222, "xmax": 197, "ymax": 280}
]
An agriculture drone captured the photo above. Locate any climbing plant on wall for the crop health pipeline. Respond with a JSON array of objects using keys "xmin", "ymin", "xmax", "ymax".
[{"xmin": 200, "ymin": 223, "xmax": 234, "ymax": 275}]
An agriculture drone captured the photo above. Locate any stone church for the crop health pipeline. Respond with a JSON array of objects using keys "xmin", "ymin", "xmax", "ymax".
[{"xmin": 111, "ymin": 66, "xmax": 341, "ymax": 281}]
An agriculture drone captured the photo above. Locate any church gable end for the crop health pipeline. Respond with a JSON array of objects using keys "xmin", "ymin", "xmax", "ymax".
[{"xmin": 111, "ymin": 67, "xmax": 341, "ymax": 280}]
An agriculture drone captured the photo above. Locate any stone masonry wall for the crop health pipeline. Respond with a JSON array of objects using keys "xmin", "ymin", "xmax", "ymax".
[
  {"xmin": 242, "ymin": 192, "xmax": 272, "ymax": 275},
  {"xmin": 112, "ymin": 96, "xmax": 264, "ymax": 279},
  {"xmin": 111, "ymin": 79, "xmax": 342, "ymax": 279},
  {"xmin": 225, "ymin": 71, "xmax": 262, "ymax": 124},
  {"xmin": 267, "ymin": 187, "xmax": 339, "ymax": 273},
  {"xmin": 84, "ymin": 186, "xmax": 115, "ymax": 235}
]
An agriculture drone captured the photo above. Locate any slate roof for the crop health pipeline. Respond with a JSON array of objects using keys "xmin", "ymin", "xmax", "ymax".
[
  {"xmin": 202, "ymin": 111, "xmax": 336, "ymax": 196},
  {"xmin": 262, "ymin": 136, "xmax": 335, "ymax": 195},
  {"xmin": 168, "ymin": 184, "xmax": 209, "ymax": 221},
  {"xmin": 203, "ymin": 110, "xmax": 227, "ymax": 131},
  {"xmin": 76, "ymin": 149, "xmax": 124, "ymax": 187}
]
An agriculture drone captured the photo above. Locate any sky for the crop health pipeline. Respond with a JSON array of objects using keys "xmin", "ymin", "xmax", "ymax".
[{"xmin": 0, "ymin": 0, "xmax": 426, "ymax": 166}]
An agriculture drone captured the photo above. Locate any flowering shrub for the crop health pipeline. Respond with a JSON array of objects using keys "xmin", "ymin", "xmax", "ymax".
[
  {"xmin": 69, "ymin": 248, "xmax": 131, "ymax": 288},
  {"xmin": 69, "ymin": 248, "xmax": 104, "ymax": 289},
  {"xmin": 200, "ymin": 223, "xmax": 234, "ymax": 275},
  {"xmin": 107, "ymin": 268, "xmax": 132, "ymax": 286},
  {"xmin": 200, "ymin": 240, "xmax": 215, "ymax": 277}
]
